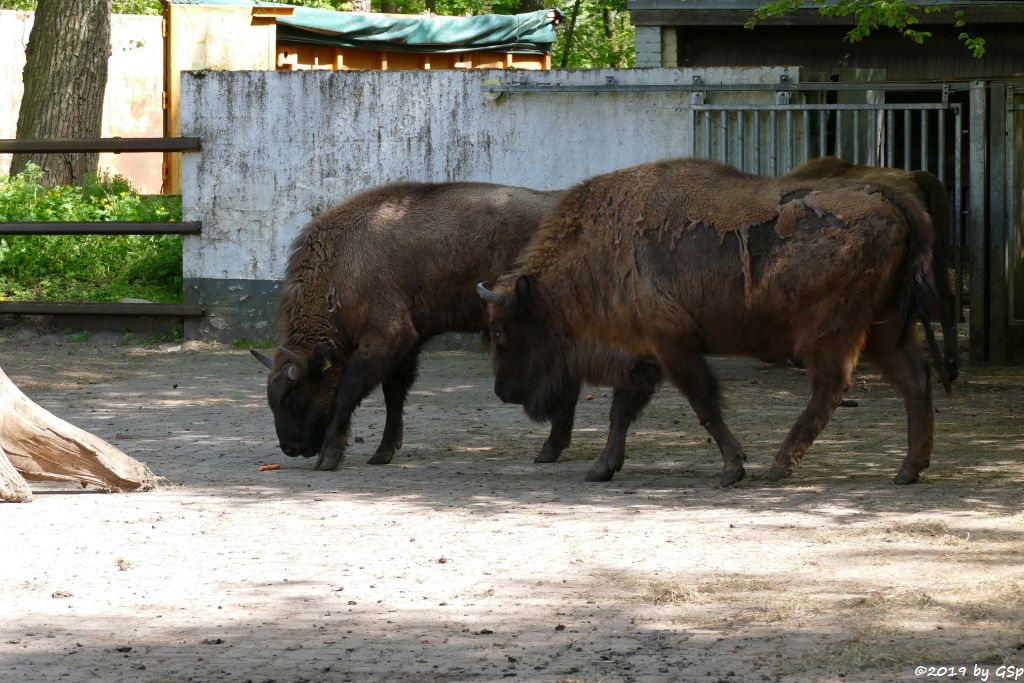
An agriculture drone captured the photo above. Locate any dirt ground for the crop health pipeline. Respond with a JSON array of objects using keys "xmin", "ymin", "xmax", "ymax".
[{"xmin": 1, "ymin": 326, "xmax": 1022, "ymax": 683}]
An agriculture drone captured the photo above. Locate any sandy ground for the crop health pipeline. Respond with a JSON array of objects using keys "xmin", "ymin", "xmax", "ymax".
[{"xmin": 1, "ymin": 327, "xmax": 1022, "ymax": 683}]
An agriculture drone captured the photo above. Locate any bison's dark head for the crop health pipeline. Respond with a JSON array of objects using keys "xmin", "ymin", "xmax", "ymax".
[
  {"xmin": 252, "ymin": 344, "xmax": 341, "ymax": 458},
  {"xmin": 478, "ymin": 276, "xmax": 575, "ymax": 421}
]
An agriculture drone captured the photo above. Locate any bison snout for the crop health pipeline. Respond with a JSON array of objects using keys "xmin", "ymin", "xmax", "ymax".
[
  {"xmin": 281, "ymin": 445, "xmax": 310, "ymax": 458},
  {"xmin": 495, "ymin": 382, "xmax": 516, "ymax": 404}
]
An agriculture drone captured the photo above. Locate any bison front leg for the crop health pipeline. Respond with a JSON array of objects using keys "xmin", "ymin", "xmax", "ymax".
[
  {"xmin": 535, "ymin": 378, "xmax": 581, "ymax": 463},
  {"xmin": 586, "ymin": 362, "xmax": 660, "ymax": 482},
  {"xmin": 767, "ymin": 350, "xmax": 856, "ymax": 482},
  {"xmin": 368, "ymin": 352, "xmax": 420, "ymax": 465},
  {"xmin": 316, "ymin": 341, "xmax": 400, "ymax": 471}
]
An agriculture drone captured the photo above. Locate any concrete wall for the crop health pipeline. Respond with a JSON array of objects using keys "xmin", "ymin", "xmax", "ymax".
[
  {"xmin": 0, "ymin": 10, "xmax": 163, "ymax": 193},
  {"xmin": 179, "ymin": 66, "xmax": 798, "ymax": 340}
]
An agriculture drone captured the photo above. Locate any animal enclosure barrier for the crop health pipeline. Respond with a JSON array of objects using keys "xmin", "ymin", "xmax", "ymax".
[{"xmin": 0, "ymin": 136, "xmax": 204, "ymax": 321}]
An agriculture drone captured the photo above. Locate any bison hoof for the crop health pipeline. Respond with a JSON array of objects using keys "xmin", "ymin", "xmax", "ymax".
[
  {"xmin": 314, "ymin": 449, "xmax": 344, "ymax": 471},
  {"xmin": 534, "ymin": 444, "xmax": 564, "ymax": 464},
  {"xmin": 585, "ymin": 461, "xmax": 615, "ymax": 482},
  {"xmin": 892, "ymin": 468, "xmax": 920, "ymax": 485},
  {"xmin": 720, "ymin": 465, "xmax": 746, "ymax": 487},
  {"xmin": 765, "ymin": 466, "xmax": 791, "ymax": 483},
  {"xmin": 366, "ymin": 448, "xmax": 395, "ymax": 465}
]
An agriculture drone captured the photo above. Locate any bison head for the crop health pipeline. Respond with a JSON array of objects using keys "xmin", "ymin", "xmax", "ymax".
[
  {"xmin": 478, "ymin": 276, "xmax": 575, "ymax": 421},
  {"xmin": 252, "ymin": 344, "xmax": 341, "ymax": 458}
]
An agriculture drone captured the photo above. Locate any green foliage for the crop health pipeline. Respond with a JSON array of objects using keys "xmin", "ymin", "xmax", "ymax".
[
  {"xmin": 0, "ymin": 165, "xmax": 184, "ymax": 304},
  {"xmin": 746, "ymin": 1, "xmax": 985, "ymax": 57},
  {"xmin": 552, "ymin": 0, "xmax": 634, "ymax": 68},
  {"xmin": 232, "ymin": 337, "xmax": 275, "ymax": 350},
  {"xmin": 0, "ymin": 0, "xmax": 164, "ymax": 12}
]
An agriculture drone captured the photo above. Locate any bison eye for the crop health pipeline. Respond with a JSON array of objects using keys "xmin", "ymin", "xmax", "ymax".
[{"xmin": 492, "ymin": 329, "xmax": 506, "ymax": 346}]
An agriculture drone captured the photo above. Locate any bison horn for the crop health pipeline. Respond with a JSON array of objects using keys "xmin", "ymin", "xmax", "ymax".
[
  {"xmin": 476, "ymin": 281, "xmax": 507, "ymax": 306},
  {"xmin": 250, "ymin": 349, "xmax": 273, "ymax": 369},
  {"xmin": 278, "ymin": 347, "xmax": 308, "ymax": 381}
]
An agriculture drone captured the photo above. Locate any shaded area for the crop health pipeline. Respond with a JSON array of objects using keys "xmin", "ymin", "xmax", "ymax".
[{"xmin": 1, "ymin": 331, "xmax": 1022, "ymax": 681}]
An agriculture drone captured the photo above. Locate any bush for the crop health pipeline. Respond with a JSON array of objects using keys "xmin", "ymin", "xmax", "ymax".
[{"xmin": 0, "ymin": 164, "xmax": 184, "ymax": 303}]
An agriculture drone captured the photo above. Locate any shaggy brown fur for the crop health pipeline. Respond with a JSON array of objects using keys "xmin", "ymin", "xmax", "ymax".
[
  {"xmin": 259, "ymin": 181, "xmax": 584, "ymax": 471},
  {"xmin": 484, "ymin": 158, "xmax": 946, "ymax": 486},
  {"xmin": 785, "ymin": 156, "xmax": 959, "ymax": 382}
]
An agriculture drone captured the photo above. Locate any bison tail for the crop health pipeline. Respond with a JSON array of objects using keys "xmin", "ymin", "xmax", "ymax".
[
  {"xmin": 888, "ymin": 184, "xmax": 952, "ymax": 397},
  {"xmin": 910, "ymin": 274, "xmax": 953, "ymax": 397}
]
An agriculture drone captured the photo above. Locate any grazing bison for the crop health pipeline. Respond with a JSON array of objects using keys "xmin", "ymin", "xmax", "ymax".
[
  {"xmin": 479, "ymin": 158, "xmax": 949, "ymax": 486},
  {"xmin": 784, "ymin": 157, "xmax": 959, "ymax": 382},
  {"xmin": 253, "ymin": 181, "xmax": 588, "ymax": 471}
]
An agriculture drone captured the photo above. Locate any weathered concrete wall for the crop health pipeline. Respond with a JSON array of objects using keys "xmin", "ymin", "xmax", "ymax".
[
  {"xmin": 0, "ymin": 10, "xmax": 163, "ymax": 192},
  {"xmin": 179, "ymin": 66, "xmax": 797, "ymax": 340}
]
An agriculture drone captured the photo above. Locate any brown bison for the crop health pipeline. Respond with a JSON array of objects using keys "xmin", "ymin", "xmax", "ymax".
[
  {"xmin": 479, "ymin": 158, "xmax": 950, "ymax": 487},
  {"xmin": 252, "ymin": 181, "xmax": 593, "ymax": 471},
  {"xmin": 784, "ymin": 157, "xmax": 959, "ymax": 381}
]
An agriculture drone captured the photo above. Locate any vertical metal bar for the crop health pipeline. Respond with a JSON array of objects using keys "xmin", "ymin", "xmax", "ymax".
[
  {"xmin": 719, "ymin": 110, "xmax": 729, "ymax": 164},
  {"xmin": 1007, "ymin": 91, "xmax": 1018, "ymax": 324},
  {"xmin": 835, "ymin": 108, "xmax": 844, "ymax": 160},
  {"xmin": 753, "ymin": 112, "xmax": 762, "ymax": 174},
  {"xmin": 769, "ymin": 110, "xmax": 778, "ymax": 175},
  {"xmin": 988, "ymin": 81, "xmax": 1008, "ymax": 361},
  {"xmin": 852, "ymin": 109, "xmax": 861, "ymax": 164},
  {"xmin": 887, "ymin": 109, "xmax": 896, "ymax": 167},
  {"xmin": 802, "ymin": 110, "xmax": 810, "ymax": 163},
  {"xmin": 784, "ymin": 110, "xmax": 794, "ymax": 172},
  {"xmin": 938, "ymin": 108, "xmax": 947, "ymax": 184},
  {"xmin": 736, "ymin": 110, "xmax": 745, "ymax": 171},
  {"xmin": 686, "ymin": 105, "xmax": 697, "ymax": 158},
  {"xmin": 904, "ymin": 109, "xmax": 912, "ymax": 170},
  {"xmin": 968, "ymin": 81, "xmax": 989, "ymax": 361},
  {"xmin": 868, "ymin": 109, "xmax": 878, "ymax": 167},
  {"xmin": 818, "ymin": 110, "xmax": 826, "ymax": 157},
  {"xmin": 921, "ymin": 109, "xmax": 929, "ymax": 172},
  {"xmin": 954, "ymin": 104, "xmax": 964, "ymax": 324},
  {"xmin": 703, "ymin": 110, "xmax": 712, "ymax": 158}
]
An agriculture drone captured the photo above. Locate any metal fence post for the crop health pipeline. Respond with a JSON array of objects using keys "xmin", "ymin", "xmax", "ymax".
[{"xmin": 969, "ymin": 80, "xmax": 989, "ymax": 362}]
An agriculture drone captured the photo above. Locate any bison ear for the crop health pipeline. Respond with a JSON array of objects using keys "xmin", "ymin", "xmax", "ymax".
[{"xmin": 514, "ymin": 275, "xmax": 537, "ymax": 309}]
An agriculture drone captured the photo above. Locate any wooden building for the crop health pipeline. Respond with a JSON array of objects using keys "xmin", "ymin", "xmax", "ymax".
[{"xmin": 629, "ymin": 0, "xmax": 1024, "ymax": 81}]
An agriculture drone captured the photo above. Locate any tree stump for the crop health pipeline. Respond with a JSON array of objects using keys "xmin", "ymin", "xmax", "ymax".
[{"xmin": 0, "ymin": 366, "xmax": 156, "ymax": 502}]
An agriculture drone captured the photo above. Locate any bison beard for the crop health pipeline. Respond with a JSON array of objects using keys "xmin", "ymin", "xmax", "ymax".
[{"xmin": 482, "ymin": 158, "xmax": 948, "ymax": 487}]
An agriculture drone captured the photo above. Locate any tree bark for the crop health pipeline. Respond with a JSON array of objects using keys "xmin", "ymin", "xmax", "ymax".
[
  {"xmin": 0, "ymin": 366, "xmax": 156, "ymax": 497},
  {"xmin": 559, "ymin": 0, "xmax": 584, "ymax": 68},
  {"xmin": 350, "ymin": 0, "xmax": 372, "ymax": 12},
  {"xmin": 0, "ymin": 445, "xmax": 32, "ymax": 503},
  {"xmin": 9, "ymin": 0, "xmax": 112, "ymax": 186}
]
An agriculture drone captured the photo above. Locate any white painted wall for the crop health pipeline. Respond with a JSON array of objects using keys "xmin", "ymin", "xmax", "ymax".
[{"xmin": 180, "ymin": 66, "xmax": 798, "ymax": 284}]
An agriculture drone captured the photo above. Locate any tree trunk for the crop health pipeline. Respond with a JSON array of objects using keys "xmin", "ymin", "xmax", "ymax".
[
  {"xmin": 0, "ymin": 446, "xmax": 32, "ymax": 503},
  {"xmin": 0, "ymin": 366, "xmax": 156, "ymax": 498},
  {"xmin": 9, "ymin": 0, "xmax": 112, "ymax": 186},
  {"xmin": 350, "ymin": 0, "xmax": 371, "ymax": 11},
  {"xmin": 559, "ymin": 0, "xmax": 584, "ymax": 68}
]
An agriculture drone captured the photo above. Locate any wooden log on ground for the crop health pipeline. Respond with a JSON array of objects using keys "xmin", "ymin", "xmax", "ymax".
[
  {"xmin": 0, "ymin": 366, "xmax": 156, "ymax": 497},
  {"xmin": 0, "ymin": 444, "xmax": 32, "ymax": 503}
]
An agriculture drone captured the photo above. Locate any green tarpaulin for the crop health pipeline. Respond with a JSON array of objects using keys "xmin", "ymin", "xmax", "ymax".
[{"xmin": 171, "ymin": 0, "xmax": 562, "ymax": 54}]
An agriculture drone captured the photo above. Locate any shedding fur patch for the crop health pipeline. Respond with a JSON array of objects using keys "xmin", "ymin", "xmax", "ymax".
[{"xmin": 776, "ymin": 199, "xmax": 804, "ymax": 239}]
